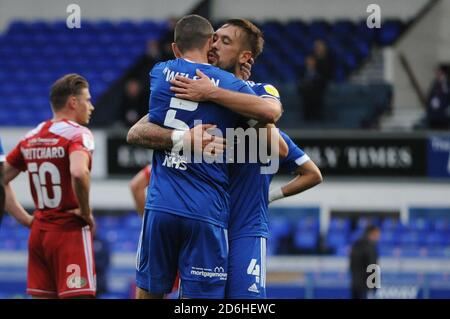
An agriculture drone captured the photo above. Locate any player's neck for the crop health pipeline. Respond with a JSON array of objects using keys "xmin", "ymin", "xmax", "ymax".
[
  {"xmin": 181, "ymin": 50, "xmax": 208, "ymax": 64},
  {"xmin": 53, "ymin": 111, "xmax": 76, "ymax": 123}
]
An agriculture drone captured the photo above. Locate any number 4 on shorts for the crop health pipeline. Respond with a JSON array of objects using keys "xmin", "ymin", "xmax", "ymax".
[{"xmin": 247, "ymin": 258, "xmax": 260, "ymax": 283}]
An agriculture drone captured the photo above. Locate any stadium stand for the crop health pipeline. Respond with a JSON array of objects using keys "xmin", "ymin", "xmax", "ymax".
[{"xmin": 0, "ymin": 19, "xmax": 402, "ymax": 128}]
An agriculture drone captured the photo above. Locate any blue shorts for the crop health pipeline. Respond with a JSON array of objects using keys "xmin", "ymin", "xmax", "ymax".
[
  {"xmin": 136, "ymin": 210, "xmax": 228, "ymax": 298},
  {"xmin": 225, "ymin": 236, "xmax": 267, "ymax": 299}
]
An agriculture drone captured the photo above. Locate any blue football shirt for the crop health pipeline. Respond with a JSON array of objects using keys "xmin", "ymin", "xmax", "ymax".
[
  {"xmin": 146, "ymin": 58, "xmax": 255, "ymax": 228},
  {"xmin": 228, "ymin": 82, "xmax": 309, "ymax": 240}
]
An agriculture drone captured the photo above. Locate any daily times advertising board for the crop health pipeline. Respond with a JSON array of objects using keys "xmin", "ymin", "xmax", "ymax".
[{"xmin": 107, "ymin": 134, "xmax": 450, "ymax": 179}]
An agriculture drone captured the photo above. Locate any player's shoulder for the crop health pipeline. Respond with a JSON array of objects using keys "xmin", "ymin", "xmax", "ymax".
[
  {"xmin": 246, "ymin": 81, "xmax": 280, "ymax": 99},
  {"xmin": 150, "ymin": 59, "xmax": 175, "ymax": 77},
  {"xmin": 153, "ymin": 59, "xmax": 171, "ymax": 69},
  {"xmin": 160, "ymin": 58, "xmax": 199, "ymax": 71},
  {"xmin": 49, "ymin": 120, "xmax": 93, "ymax": 141},
  {"xmin": 150, "ymin": 60, "xmax": 166, "ymax": 75},
  {"xmin": 23, "ymin": 121, "xmax": 48, "ymax": 140}
]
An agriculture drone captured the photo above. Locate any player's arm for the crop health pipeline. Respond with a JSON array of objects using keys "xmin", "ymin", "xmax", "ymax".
[
  {"xmin": 269, "ymin": 160, "xmax": 322, "ymax": 203},
  {"xmin": 127, "ymin": 115, "xmax": 174, "ymax": 150},
  {"xmin": 127, "ymin": 115, "xmax": 225, "ymax": 156},
  {"xmin": 170, "ymin": 69, "xmax": 282, "ymax": 124},
  {"xmin": 3, "ymin": 163, "xmax": 34, "ymax": 227},
  {"xmin": 236, "ymin": 60, "xmax": 288, "ymax": 156},
  {"xmin": 254, "ymin": 108, "xmax": 289, "ymax": 158},
  {"xmin": 266, "ymin": 123, "xmax": 289, "ymax": 158},
  {"xmin": 129, "ymin": 167, "xmax": 149, "ymax": 216},
  {"xmin": 70, "ymin": 151, "xmax": 95, "ymax": 233}
]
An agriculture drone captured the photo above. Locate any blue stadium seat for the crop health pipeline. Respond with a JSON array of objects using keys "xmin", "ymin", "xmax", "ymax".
[
  {"xmin": 434, "ymin": 219, "xmax": 449, "ymax": 232},
  {"xmin": 124, "ymin": 214, "xmax": 142, "ymax": 230},
  {"xmin": 0, "ymin": 18, "xmax": 403, "ymax": 126},
  {"xmin": 95, "ymin": 20, "xmax": 117, "ymax": 32},
  {"xmin": 332, "ymin": 20, "xmax": 355, "ymax": 37},
  {"xmin": 399, "ymin": 230, "xmax": 421, "ymax": 245},
  {"xmin": 117, "ymin": 20, "xmax": 140, "ymax": 33},
  {"xmin": 7, "ymin": 21, "xmax": 30, "ymax": 34},
  {"xmin": 269, "ymin": 217, "xmax": 292, "ymax": 238},
  {"xmin": 309, "ymin": 20, "xmax": 331, "ymax": 39},
  {"xmin": 424, "ymin": 232, "xmax": 446, "ymax": 246},
  {"xmin": 356, "ymin": 19, "xmax": 377, "ymax": 41},
  {"xmin": 379, "ymin": 229, "xmax": 399, "ymax": 245},
  {"xmin": 29, "ymin": 21, "xmax": 52, "ymax": 34},
  {"xmin": 326, "ymin": 232, "xmax": 348, "ymax": 249},
  {"xmin": 296, "ymin": 217, "xmax": 319, "ymax": 232},
  {"xmin": 329, "ymin": 218, "xmax": 351, "ymax": 232},
  {"xmin": 293, "ymin": 230, "xmax": 318, "ymax": 250},
  {"xmin": 381, "ymin": 218, "xmax": 405, "ymax": 231},
  {"xmin": 409, "ymin": 218, "xmax": 431, "ymax": 231},
  {"xmin": 349, "ymin": 229, "xmax": 364, "ymax": 244},
  {"xmin": 335, "ymin": 245, "xmax": 350, "ymax": 256},
  {"xmin": 377, "ymin": 20, "xmax": 404, "ymax": 45},
  {"xmin": 356, "ymin": 217, "xmax": 373, "ymax": 230},
  {"xmin": 379, "ymin": 245, "xmax": 400, "ymax": 257}
]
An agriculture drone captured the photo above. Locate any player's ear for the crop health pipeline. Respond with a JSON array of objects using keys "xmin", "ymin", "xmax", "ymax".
[
  {"xmin": 67, "ymin": 95, "xmax": 77, "ymax": 110},
  {"xmin": 239, "ymin": 51, "xmax": 253, "ymax": 64},
  {"xmin": 207, "ymin": 36, "xmax": 213, "ymax": 49},
  {"xmin": 172, "ymin": 43, "xmax": 182, "ymax": 58}
]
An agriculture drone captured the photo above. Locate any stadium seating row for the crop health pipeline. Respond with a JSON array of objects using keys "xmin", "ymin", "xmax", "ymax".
[
  {"xmin": 1, "ymin": 211, "xmax": 448, "ymax": 258},
  {"xmin": 0, "ymin": 19, "xmax": 403, "ymax": 127}
]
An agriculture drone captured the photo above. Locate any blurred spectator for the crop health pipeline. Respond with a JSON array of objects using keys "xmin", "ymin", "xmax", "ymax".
[
  {"xmin": 349, "ymin": 225, "xmax": 380, "ymax": 299},
  {"xmin": 425, "ymin": 65, "xmax": 450, "ymax": 129},
  {"xmin": 299, "ymin": 55, "xmax": 326, "ymax": 121},
  {"xmin": 118, "ymin": 79, "xmax": 148, "ymax": 127},
  {"xmin": 93, "ymin": 234, "xmax": 111, "ymax": 298},
  {"xmin": 159, "ymin": 17, "xmax": 178, "ymax": 61},
  {"xmin": 127, "ymin": 40, "xmax": 162, "ymax": 94},
  {"xmin": 313, "ymin": 39, "xmax": 334, "ymax": 83}
]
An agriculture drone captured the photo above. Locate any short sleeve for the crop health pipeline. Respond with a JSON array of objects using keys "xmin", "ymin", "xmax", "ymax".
[
  {"xmin": 256, "ymin": 83, "xmax": 281, "ymax": 102},
  {"xmin": 6, "ymin": 143, "xmax": 26, "ymax": 171},
  {"xmin": 234, "ymin": 79, "xmax": 257, "ymax": 95},
  {"xmin": 68, "ymin": 129, "xmax": 95, "ymax": 167},
  {"xmin": 279, "ymin": 131, "xmax": 310, "ymax": 174}
]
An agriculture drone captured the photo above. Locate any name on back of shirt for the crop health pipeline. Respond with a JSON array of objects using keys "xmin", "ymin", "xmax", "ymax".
[
  {"xmin": 22, "ymin": 147, "xmax": 65, "ymax": 160},
  {"xmin": 162, "ymin": 67, "xmax": 220, "ymax": 87}
]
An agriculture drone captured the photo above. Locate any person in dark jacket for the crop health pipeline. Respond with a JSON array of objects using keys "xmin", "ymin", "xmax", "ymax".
[
  {"xmin": 350, "ymin": 225, "xmax": 380, "ymax": 299},
  {"xmin": 93, "ymin": 234, "xmax": 111, "ymax": 298},
  {"xmin": 299, "ymin": 55, "xmax": 326, "ymax": 121},
  {"xmin": 426, "ymin": 65, "xmax": 450, "ymax": 129}
]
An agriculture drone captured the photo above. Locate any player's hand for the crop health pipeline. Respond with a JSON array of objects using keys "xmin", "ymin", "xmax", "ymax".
[
  {"xmin": 240, "ymin": 58, "xmax": 254, "ymax": 81},
  {"xmin": 86, "ymin": 214, "xmax": 96, "ymax": 237},
  {"xmin": 71, "ymin": 208, "xmax": 96, "ymax": 235},
  {"xmin": 81, "ymin": 212, "xmax": 96, "ymax": 236},
  {"xmin": 26, "ymin": 215, "xmax": 34, "ymax": 228},
  {"xmin": 170, "ymin": 69, "xmax": 215, "ymax": 102},
  {"xmin": 184, "ymin": 124, "xmax": 226, "ymax": 157}
]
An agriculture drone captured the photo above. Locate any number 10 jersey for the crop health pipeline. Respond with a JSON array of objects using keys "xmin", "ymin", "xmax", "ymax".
[{"xmin": 7, "ymin": 119, "xmax": 95, "ymax": 231}]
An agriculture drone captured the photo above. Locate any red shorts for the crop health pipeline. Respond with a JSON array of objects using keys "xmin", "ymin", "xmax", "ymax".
[{"xmin": 27, "ymin": 225, "xmax": 96, "ymax": 298}]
